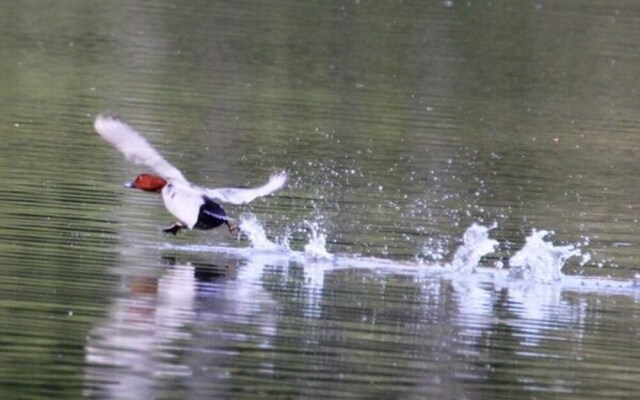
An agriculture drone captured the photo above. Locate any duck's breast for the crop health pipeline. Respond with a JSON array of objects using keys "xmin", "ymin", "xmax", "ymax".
[{"xmin": 162, "ymin": 183, "xmax": 204, "ymax": 229}]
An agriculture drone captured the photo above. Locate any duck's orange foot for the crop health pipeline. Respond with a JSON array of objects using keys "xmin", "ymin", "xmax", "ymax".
[
  {"xmin": 163, "ymin": 223, "xmax": 184, "ymax": 235},
  {"xmin": 228, "ymin": 222, "xmax": 240, "ymax": 236}
]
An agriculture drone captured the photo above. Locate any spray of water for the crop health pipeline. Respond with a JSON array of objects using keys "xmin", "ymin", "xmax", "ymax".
[
  {"xmin": 238, "ymin": 214, "xmax": 332, "ymax": 259},
  {"xmin": 508, "ymin": 230, "xmax": 581, "ymax": 283},
  {"xmin": 234, "ymin": 214, "xmax": 591, "ymax": 287},
  {"xmin": 238, "ymin": 214, "xmax": 287, "ymax": 251},
  {"xmin": 449, "ymin": 223, "xmax": 499, "ymax": 273},
  {"xmin": 303, "ymin": 221, "xmax": 333, "ymax": 260}
]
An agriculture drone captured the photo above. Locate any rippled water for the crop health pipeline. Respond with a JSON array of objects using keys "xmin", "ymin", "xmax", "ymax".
[{"xmin": 2, "ymin": 0, "xmax": 640, "ymax": 398}]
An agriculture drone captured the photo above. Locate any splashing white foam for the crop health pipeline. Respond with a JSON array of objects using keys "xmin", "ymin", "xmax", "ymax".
[
  {"xmin": 238, "ymin": 214, "xmax": 287, "ymax": 251},
  {"xmin": 232, "ymin": 215, "xmax": 584, "ymax": 287},
  {"xmin": 237, "ymin": 214, "xmax": 332, "ymax": 260},
  {"xmin": 508, "ymin": 230, "xmax": 581, "ymax": 283},
  {"xmin": 303, "ymin": 221, "xmax": 333, "ymax": 260},
  {"xmin": 450, "ymin": 223, "xmax": 499, "ymax": 273}
]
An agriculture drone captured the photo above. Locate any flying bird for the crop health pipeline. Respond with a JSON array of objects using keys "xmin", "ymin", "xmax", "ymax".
[{"xmin": 94, "ymin": 113, "xmax": 287, "ymax": 235}]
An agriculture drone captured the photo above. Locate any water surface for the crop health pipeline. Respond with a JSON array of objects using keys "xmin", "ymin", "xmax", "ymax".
[{"xmin": 1, "ymin": 1, "xmax": 640, "ymax": 398}]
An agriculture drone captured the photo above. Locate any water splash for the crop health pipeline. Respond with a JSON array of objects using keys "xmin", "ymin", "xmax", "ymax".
[
  {"xmin": 211, "ymin": 214, "xmax": 582, "ymax": 287},
  {"xmin": 450, "ymin": 223, "xmax": 499, "ymax": 273},
  {"xmin": 238, "ymin": 214, "xmax": 288, "ymax": 251},
  {"xmin": 238, "ymin": 214, "xmax": 332, "ymax": 260},
  {"xmin": 508, "ymin": 230, "xmax": 581, "ymax": 283},
  {"xmin": 303, "ymin": 221, "xmax": 333, "ymax": 260},
  {"xmin": 419, "ymin": 237, "xmax": 448, "ymax": 263}
]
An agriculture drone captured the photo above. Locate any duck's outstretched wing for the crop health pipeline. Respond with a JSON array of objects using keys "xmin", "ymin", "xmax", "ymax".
[
  {"xmin": 203, "ymin": 171, "xmax": 287, "ymax": 205},
  {"xmin": 94, "ymin": 113, "xmax": 187, "ymax": 183}
]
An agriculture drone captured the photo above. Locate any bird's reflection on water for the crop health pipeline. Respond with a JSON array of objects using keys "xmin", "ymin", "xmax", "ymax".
[
  {"xmin": 85, "ymin": 253, "xmax": 277, "ymax": 399},
  {"xmin": 83, "ymin": 243, "xmax": 640, "ymax": 399}
]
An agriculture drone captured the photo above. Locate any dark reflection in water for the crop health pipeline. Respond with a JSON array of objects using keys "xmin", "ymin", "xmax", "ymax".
[{"xmin": 82, "ymin": 249, "xmax": 640, "ymax": 399}]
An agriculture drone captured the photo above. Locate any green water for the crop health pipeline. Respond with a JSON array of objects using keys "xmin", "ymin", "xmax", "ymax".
[{"xmin": 2, "ymin": 1, "xmax": 640, "ymax": 398}]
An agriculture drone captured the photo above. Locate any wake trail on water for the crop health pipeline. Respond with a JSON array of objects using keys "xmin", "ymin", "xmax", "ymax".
[{"xmin": 155, "ymin": 213, "xmax": 638, "ymax": 297}]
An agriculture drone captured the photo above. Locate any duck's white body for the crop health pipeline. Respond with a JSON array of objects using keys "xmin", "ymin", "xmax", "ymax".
[{"xmin": 94, "ymin": 113, "xmax": 287, "ymax": 231}]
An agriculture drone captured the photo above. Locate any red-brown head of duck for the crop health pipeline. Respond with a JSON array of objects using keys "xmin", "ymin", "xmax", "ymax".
[{"xmin": 125, "ymin": 174, "xmax": 167, "ymax": 193}]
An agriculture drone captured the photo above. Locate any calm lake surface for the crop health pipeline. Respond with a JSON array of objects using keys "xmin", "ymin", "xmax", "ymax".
[{"xmin": 2, "ymin": 1, "xmax": 640, "ymax": 398}]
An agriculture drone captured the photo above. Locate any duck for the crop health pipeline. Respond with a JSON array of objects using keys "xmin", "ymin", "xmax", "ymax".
[{"xmin": 93, "ymin": 113, "xmax": 287, "ymax": 235}]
